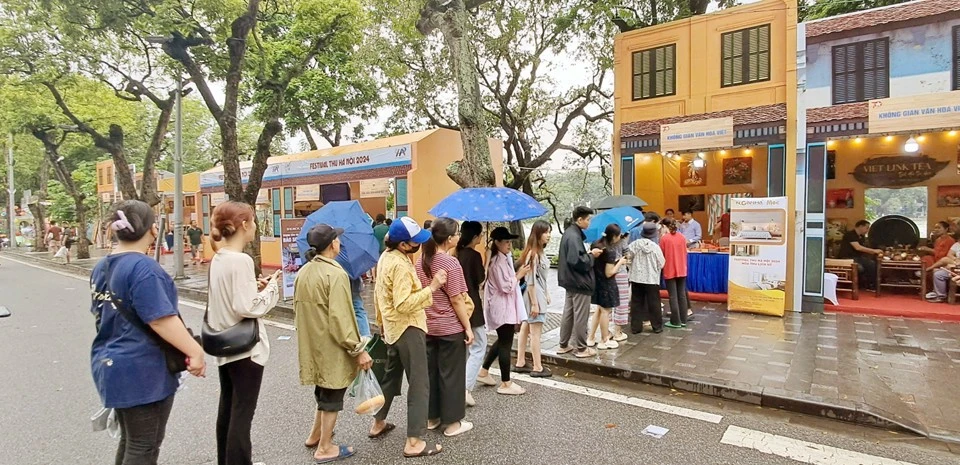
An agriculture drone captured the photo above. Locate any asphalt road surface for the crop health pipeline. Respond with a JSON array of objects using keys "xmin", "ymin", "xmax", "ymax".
[{"xmin": 1, "ymin": 255, "xmax": 959, "ymax": 465}]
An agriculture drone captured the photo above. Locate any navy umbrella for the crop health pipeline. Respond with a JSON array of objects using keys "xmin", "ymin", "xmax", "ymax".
[
  {"xmin": 429, "ymin": 187, "xmax": 547, "ymax": 222},
  {"xmin": 296, "ymin": 201, "xmax": 380, "ymax": 280}
]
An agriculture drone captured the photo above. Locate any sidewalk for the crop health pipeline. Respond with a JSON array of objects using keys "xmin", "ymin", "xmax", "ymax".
[{"xmin": 8, "ymin": 247, "xmax": 960, "ymax": 443}]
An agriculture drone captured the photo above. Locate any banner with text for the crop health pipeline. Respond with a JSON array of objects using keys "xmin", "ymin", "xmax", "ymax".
[
  {"xmin": 869, "ymin": 90, "xmax": 960, "ymax": 134},
  {"xmin": 727, "ymin": 196, "xmax": 788, "ymax": 316},
  {"xmin": 280, "ymin": 218, "xmax": 306, "ymax": 300},
  {"xmin": 660, "ymin": 117, "xmax": 734, "ymax": 153},
  {"xmin": 295, "ymin": 184, "xmax": 321, "ymax": 201},
  {"xmin": 360, "ymin": 178, "xmax": 390, "ymax": 198}
]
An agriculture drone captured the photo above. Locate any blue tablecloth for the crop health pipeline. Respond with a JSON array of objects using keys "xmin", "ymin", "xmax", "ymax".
[{"xmin": 661, "ymin": 252, "xmax": 728, "ymax": 294}]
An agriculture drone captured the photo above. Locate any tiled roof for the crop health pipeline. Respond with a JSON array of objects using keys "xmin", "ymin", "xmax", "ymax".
[
  {"xmin": 806, "ymin": 0, "xmax": 960, "ymax": 38},
  {"xmin": 807, "ymin": 103, "xmax": 869, "ymax": 124},
  {"xmin": 620, "ymin": 103, "xmax": 786, "ymax": 138}
]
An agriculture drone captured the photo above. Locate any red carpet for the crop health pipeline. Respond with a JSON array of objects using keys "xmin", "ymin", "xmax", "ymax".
[
  {"xmin": 826, "ymin": 292, "xmax": 960, "ymax": 321},
  {"xmin": 659, "ymin": 290, "xmax": 728, "ymax": 303}
]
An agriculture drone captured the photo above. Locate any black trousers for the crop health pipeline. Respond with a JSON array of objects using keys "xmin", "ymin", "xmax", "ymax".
[
  {"xmin": 114, "ymin": 394, "xmax": 175, "ymax": 465},
  {"xmin": 854, "ymin": 255, "xmax": 877, "ymax": 289},
  {"xmin": 482, "ymin": 324, "xmax": 516, "ymax": 382},
  {"xmin": 630, "ymin": 282, "xmax": 662, "ymax": 333},
  {"xmin": 426, "ymin": 332, "xmax": 467, "ymax": 425},
  {"xmin": 216, "ymin": 357, "xmax": 265, "ymax": 465},
  {"xmin": 376, "ymin": 327, "xmax": 429, "ymax": 438},
  {"xmin": 666, "ymin": 277, "xmax": 689, "ymax": 326}
]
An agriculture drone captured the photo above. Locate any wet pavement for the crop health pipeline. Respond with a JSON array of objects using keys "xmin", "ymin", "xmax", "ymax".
[{"xmin": 8, "ymin": 247, "xmax": 960, "ymax": 443}]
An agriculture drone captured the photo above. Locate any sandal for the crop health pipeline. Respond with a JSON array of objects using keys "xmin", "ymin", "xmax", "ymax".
[
  {"xmin": 427, "ymin": 419, "xmax": 441, "ymax": 430},
  {"xmin": 404, "ymin": 443, "xmax": 443, "ymax": 458},
  {"xmin": 443, "ymin": 420, "xmax": 474, "ymax": 437},
  {"xmin": 530, "ymin": 367, "xmax": 553, "ymax": 378},
  {"xmin": 513, "ymin": 365, "xmax": 532, "ymax": 374},
  {"xmin": 368, "ymin": 423, "xmax": 396, "ymax": 439},
  {"xmin": 306, "ymin": 431, "xmax": 335, "ymax": 448},
  {"xmin": 315, "ymin": 444, "xmax": 355, "ymax": 464}
]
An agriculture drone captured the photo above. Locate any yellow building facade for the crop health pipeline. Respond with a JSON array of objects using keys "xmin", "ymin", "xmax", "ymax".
[{"xmin": 612, "ymin": 0, "xmax": 799, "ymax": 311}]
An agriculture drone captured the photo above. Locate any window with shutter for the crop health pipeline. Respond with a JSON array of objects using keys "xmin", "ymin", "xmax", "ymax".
[
  {"xmin": 621, "ymin": 157, "xmax": 635, "ymax": 196},
  {"xmin": 953, "ymin": 26, "xmax": 960, "ymax": 91},
  {"xmin": 631, "ymin": 44, "xmax": 676, "ymax": 100},
  {"xmin": 721, "ymin": 24, "xmax": 770, "ymax": 87},
  {"xmin": 831, "ymin": 38, "xmax": 889, "ymax": 104}
]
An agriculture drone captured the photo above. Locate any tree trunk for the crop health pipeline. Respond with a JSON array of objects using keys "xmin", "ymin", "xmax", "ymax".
[
  {"xmin": 29, "ymin": 154, "xmax": 49, "ymax": 252},
  {"xmin": 302, "ymin": 125, "xmax": 318, "ymax": 151},
  {"xmin": 140, "ymin": 99, "xmax": 175, "ymax": 207},
  {"xmin": 74, "ymin": 195, "xmax": 90, "ymax": 259},
  {"xmin": 421, "ymin": 1, "xmax": 497, "ymax": 188}
]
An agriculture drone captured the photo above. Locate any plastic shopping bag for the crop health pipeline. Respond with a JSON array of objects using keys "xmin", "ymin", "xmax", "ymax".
[{"xmin": 348, "ymin": 369, "xmax": 385, "ymax": 416}]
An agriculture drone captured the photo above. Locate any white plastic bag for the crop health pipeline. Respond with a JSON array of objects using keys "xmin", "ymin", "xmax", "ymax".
[
  {"xmin": 91, "ymin": 407, "xmax": 120, "ymax": 439},
  {"xmin": 348, "ymin": 369, "xmax": 384, "ymax": 416}
]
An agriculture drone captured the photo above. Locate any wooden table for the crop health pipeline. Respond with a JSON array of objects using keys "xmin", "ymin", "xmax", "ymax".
[{"xmin": 876, "ymin": 259, "xmax": 925, "ymax": 299}]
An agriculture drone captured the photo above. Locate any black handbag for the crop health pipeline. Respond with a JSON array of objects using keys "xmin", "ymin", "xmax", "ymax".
[
  {"xmin": 96, "ymin": 260, "xmax": 200, "ymax": 374},
  {"xmin": 200, "ymin": 266, "xmax": 261, "ymax": 357}
]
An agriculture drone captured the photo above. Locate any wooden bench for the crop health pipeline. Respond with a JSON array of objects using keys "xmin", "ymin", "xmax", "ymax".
[{"xmin": 825, "ymin": 259, "xmax": 859, "ymax": 300}]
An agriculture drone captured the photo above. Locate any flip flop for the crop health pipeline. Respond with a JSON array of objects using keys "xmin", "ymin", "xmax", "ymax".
[
  {"xmin": 368, "ymin": 422, "xmax": 396, "ymax": 439},
  {"xmin": 315, "ymin": 444, "xmax": 354, "ymax": 464},
  {"xmin": 403, "ymin": 444, "xmax": 443, "ymax": 458}
]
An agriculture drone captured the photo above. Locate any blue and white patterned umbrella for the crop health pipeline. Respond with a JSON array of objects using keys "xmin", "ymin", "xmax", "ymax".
[{"xmin": 429, "ymin": 188, "xmax": 547, "ymax": 222}]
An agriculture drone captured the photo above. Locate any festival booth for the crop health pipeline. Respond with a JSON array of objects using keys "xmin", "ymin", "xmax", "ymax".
[{"xmin": 198, "ymin": 129, "xmax": 504, "ymax": 268}]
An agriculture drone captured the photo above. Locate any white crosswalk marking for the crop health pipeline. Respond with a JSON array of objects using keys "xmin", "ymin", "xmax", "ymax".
[
  {"xmin": 719, "ymin": 425, "xmax": 918, "ymax": 465},
  {"xmin": 489, "ymin": 367, "xmax": 723, "ymax": 424}
]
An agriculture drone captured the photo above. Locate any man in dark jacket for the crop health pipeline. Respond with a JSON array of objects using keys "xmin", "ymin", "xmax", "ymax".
[{"xmin": 557, "ymin": 206, "xmax": 603, "ymax": 358}]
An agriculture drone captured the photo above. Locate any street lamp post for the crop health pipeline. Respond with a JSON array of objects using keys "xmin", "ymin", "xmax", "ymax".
[{"xmin": 6, "ymin": 133, "xmax": 15, "ymax": 249}]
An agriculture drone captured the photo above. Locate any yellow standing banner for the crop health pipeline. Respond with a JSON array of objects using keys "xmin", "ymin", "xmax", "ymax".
[{"xmin": 727, "ymin": 197, "xmax": 788, "ymax": 316}]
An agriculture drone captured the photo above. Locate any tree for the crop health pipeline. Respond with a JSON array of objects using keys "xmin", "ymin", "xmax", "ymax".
[
  {"xmin": 31, "ymin": 129, "xmax": 95, "ymax": 259},
  {"xmin": 799, "ymin": 0, "xmax": 911, "ymax": 21},
  {"xmin": 537, "ymin": 156, "xmax": 611, "ymax": 230},
  {"xmin": 599, "ymin": 0, "xmax": 737, "ymax": 32}
]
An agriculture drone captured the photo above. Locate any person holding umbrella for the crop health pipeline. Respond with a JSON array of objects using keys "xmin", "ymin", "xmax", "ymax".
[{"xmin": 369, "ymin": 217, "xmax": 447, "ymax": 458}]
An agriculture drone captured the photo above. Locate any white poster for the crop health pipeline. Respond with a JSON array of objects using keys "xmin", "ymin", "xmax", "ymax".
[
  {"xmin": 296, "ymin": 185, "xmax": 321, "ymax": 201},
  {"xmin": 727, "ymin": 197, "xmax": 788, "ymax": 316},
  {"xmin": 210, "ymin": 192, "xmax": 226, "ymax": 205},
  {"xmin": 360, "ymin": 179, "xmax": 390, "ymax": 198}
]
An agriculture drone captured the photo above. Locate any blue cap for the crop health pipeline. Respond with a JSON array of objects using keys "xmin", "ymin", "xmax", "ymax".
[{"xmin": 388, "ymin": 217, "xmax": 432, "ymax": 244}]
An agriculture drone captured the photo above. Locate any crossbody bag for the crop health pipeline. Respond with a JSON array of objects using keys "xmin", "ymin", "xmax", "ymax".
[{"xmin": 200, "ymin": 262, "xmax": 260, "ymax": 357}]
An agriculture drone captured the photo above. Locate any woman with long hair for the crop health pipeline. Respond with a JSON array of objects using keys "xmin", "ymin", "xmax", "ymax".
[
  {"xmin": 476, "ymin": 227, "xmax": 531, "ymax": 395},
  {"xmin": 456, "ymin": 221, "xmax": 486, "ymax": 407},
  {"xmin": 660, "ymin": 218, "xmax": 690, "ymax": 328},
  {"xmin": 415, "ymin": 218, "xmax": 474, "ymax": 437},
  {"xmin": 207, "ymin": 201, "xmax": 282, "ymax": 465},
  {"xmin": 89, "ymin": 200, "xmax": 206, "ymax": 465},
  {"xmin": 587, "ymin": 224, "xmax": 627, "ymax": 350},
  {"xmin": 513, "ymin": 220, "xmax": 553, "ymax": 377}
]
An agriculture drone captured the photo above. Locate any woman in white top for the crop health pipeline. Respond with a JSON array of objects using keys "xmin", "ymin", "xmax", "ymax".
[{"xmin": 207, "ymin": 201, "xmax": 281, "ymax": 465}]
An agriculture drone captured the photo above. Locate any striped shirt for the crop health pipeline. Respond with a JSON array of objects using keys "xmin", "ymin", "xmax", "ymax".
[{"xmin": 415, "ymin": 253, "xmax": 469, "ymax": 337}]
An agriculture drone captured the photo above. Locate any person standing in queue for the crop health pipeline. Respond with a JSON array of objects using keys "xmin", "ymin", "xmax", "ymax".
[
  {"xmin": 416, "ymin": 218, "xmax": 474, "ymax": 437},
  {"xmin": 296, "ymin": 224, "xmax": 373, "ymax": 463},
  {"xmin": 626, "ymin": 222, "xmax": 666, "ymax": 334},
  {"xmin": 476, "ymin": 227, "xmax": 530, "ymax": 395},
  {"xmin": 206, "ymin": 201, "xmax": 282, "ymax": 465},
  {"xmin": 369, "ymin": 217, "xmax": 447, "ymax": 458},
  {"xmin": 661, "ymin": 219, "xmax": 691, "ymax": 328},
  {"xmin": 556, "ymin": 206, "xmax": 602, "ymax": 358},
  {"xmin": 514, "ymin": 220, "xmax": 554, "ymax": 377},
  {"xmin": 89, "ymin": 200, "xmax": 206, "ymax": 465},
  {"xmin": 456, "ymin": 221, "xmax": 487, "ymax": 407}
]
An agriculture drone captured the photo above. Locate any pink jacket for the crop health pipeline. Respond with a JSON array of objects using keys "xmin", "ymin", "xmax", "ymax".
[{"xmin": 483, "ymin": 253, "xmax": 526, "ymax": 329}]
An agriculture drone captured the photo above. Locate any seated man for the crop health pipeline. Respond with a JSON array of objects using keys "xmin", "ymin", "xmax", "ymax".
[
  {"xmin": 926, "ymin": 241, "xmax": 960, "ymax": 303},
  {"xmin": 837, "ymin": 220, "xmax": 883, "ymax": 291},
  {"xmin": 920, "ymin": 220, "xmax": 956, "ymax": 270}
]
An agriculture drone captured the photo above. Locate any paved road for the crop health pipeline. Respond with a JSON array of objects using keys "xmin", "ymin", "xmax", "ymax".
[{"xmin": 1, "ymin": 256, "xmax": 958, "ymax": 465}]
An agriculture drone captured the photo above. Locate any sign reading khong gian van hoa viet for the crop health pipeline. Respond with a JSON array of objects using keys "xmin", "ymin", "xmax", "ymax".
[{"xmin": 851, "ymin": 155, "xmax": 948, "ymax": 187}]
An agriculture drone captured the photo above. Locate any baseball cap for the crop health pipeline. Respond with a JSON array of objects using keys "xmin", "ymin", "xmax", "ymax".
[
  {"xmin": 388, "ymin": 217, "xmax": 432, "ymax": 244},
  {"xmin": 306, "ymin": 224, "xmax": 344, "ymax": 252},
  {"xmin": 490, "ymin": 226, "xmax": 520, "ymax": 241}
]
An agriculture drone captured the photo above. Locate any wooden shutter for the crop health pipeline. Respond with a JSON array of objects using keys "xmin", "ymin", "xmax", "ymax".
[
  {"xmin": 632, "ymin": 51, "xmax": 644, "ymax": 100},
  {"xmin": 863, "ymin": 39, "xmax": 888, "ymax": 100},
  {"xmin": 722, "ymin": 33, "xmax": 733, "ymax": 86},
  {"xmin": 953, "ymin": 26, "xmax": 960, "ymax": 91},
  {"xmin": 665, "ymin": 45, "xmax": 675, "ymax": 95},
  {"xmin": 758, "ymin": 25, "xmax": 770, "ymax": 81},
  {"xmin": 620, "ymin": 157, "xmax": 635, "ymax": 196}
]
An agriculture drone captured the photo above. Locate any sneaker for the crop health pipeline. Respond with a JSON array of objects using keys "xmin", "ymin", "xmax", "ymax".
[
  {"xmin": 465, "ymin": 390, "xmax": 476, "ymax": 407},
  {"xmin": 664, "ymin": 323, "xmax": 683, "ymax": 329},
  {"xmin": 586, "ymin": 339, "xmax": 597, "ymax": 347},
  {"xmin": 925, "ymin": 291, "xmax": 939, "ymax": 300},
  {"xmin": 613, "ymin": 332, "xmax": 628, "ymax": 342},
  {"xmin": 687, "ymin": 309, "xmax": 693, "ymax": 317},
  {"xmin": 574, "ymin": 348, "xmax": 597, "ymax": 358},
  {"xmin": 477, "ymin": 373, "xmax": 497, "ymax": 386},
  {"xmin": 557, "ymin": 345, "xmax": 575, "ymax": 354},
  {"xmin": 497, "ymin": 383, "xmax": 526, "ymax": 395},
  {"xmin": 597, "ymin": 340, "xmax": 619, "ymax": 350}
]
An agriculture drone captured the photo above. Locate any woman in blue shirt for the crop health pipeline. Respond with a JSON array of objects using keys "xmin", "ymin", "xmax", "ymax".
[{"xmin": 90, "ymin": 200, "xmax": 206, "ymax": 465}]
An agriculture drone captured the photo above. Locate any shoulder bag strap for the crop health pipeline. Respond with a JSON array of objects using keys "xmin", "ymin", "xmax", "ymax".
[{"xmin": 99, "ymin": 255, "xmax": 167, "ymax": 347}]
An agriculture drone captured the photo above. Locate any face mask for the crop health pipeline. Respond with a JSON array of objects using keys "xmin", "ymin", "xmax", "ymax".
[{"xmin": 406, "ymin": 244, "xmax": 421, "ymax": 254}]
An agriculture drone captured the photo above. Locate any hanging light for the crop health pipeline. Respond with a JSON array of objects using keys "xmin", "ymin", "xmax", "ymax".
[{"xmin": 904, "ymin": 136, "xmax": 920, "ymax": 153}]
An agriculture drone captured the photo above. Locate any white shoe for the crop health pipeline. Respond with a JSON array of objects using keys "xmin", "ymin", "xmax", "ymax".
[
  {"xmin": 926, "ymin": 291, "xmax": 939, "ymax": 299},
  {"xmin": 444, "ymin": 420, "xmax": 474, "ymax": 437},
  {"xmin": 465, "ymin": 390, "xmax": 476, "ymax": 407},
  {"xmin": 477, "ymin": 373, "xmax": 497, "ymax": 386},
  {"xmin": 613, "ymin": 332, "xmax": 628, "ymax": 342},
  {"xmin": 497, "ymin": 382, "xmax": 526, "ymax": 395},
  {"xmin": 586, "ymin": 339, "xmax": 597, "ymax": 347},
  {"xmin": 598, "ymin": 340, "xmax": 619, "ymax": 350}
]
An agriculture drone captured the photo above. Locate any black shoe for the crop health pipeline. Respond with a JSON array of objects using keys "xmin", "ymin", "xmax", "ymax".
[
  {"xmin": 652, "ymin": 327, "xmax": 663, "ymax": 334},
  {"xmin": 631, "ymin": 329, "xmax": 643, "ymax": 335},
  {"xmin": 513, "ymin": 365, "xmax": 532, "ymax": 374}
]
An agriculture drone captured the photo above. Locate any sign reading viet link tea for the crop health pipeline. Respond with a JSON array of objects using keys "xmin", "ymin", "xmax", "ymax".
[
  {"xmin": 851, "ymin": 155, "xmax": 948, "ymax": 187},
  {"xmin": 660, "ymin": 117, "xmax": 734, "ymax": 153},
  {"xmin": 869, "ymin": 91, "xmax": 960, "ymax": 134}
]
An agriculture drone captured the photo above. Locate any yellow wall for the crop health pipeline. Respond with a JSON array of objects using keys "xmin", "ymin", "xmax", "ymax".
[
  {"xmin": 825, "ymin": 132, "xmax": 960, "ymax": 236},
  {"xmin": 407, "ymin": 130, "xmax": 505, "ymax": 223}
]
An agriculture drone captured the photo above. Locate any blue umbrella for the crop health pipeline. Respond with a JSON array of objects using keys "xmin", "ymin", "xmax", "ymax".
[
  {"xmin": 429, "ymin": 188, "xmax": 547, "ymax": 222},
  {"xmin": 296, "ymin": 201, "xmax": 380, "ymax": 280},
  {"xmin": 584, "ymin": 206, "xmax": 644, "ymax": 243}
]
